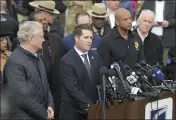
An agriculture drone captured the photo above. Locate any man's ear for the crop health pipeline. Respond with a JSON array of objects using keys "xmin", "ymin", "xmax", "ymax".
[
  {"xmin": 115, "ymin": 19, "xmax": 119, "ymax": 26},
  {"xmin": 74, "ymin": 35, "xmax": 79, "ymax": 43}
]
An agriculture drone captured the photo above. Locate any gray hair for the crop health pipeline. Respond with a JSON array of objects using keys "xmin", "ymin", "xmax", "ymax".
[
  {"xmin": 17, "ymin": 21, "xmax": 42, "ymax": 44},
  {"xmin": 137, "ymin": 9, "xmax": 155, "ymax": 24},
  {"xmin": 0, "ymin": 1, "xmax": 7, "ymax": 12}
]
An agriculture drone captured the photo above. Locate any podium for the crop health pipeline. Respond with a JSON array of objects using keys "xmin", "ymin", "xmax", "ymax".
[{"xmin": 88, "ymin": 92, "xmax": 176, "ymax": 119}]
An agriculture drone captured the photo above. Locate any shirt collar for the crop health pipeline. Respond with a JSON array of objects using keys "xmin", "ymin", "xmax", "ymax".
[
  {"xmin": 137, "ymin": 27, "xmax": 148, "ymax": 41},
  {"xmin": 93, "ymin": 26, "xmax": 104, "ymax": 36},
  {"xmin": 0, "ymin": 12, "xmax": 7, "ymax": 14},
  {"xmin": 20, "ymin": 45, "xmax": 38, "ymax": 57},
  {"xmin": 74, "ymin": 46, "xmax": 88, "ymax": 56},
  {"xmin": 111, "ymin": 26, "xmax": 134, "ymax": 39}
]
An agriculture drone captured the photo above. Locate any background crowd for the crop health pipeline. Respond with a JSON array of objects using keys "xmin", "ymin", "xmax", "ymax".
[{"xmin": 1, "ymin": 0, "xmax": 175, "ymax": 120}]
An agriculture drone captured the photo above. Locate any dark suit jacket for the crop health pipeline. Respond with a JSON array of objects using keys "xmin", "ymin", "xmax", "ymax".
[
  {"xmin": 103, "ymin": 23, "xmax": 111, "ymax": 37},
  {"xmin": 138, "ymin": 0, "xmax": 176, "ymax": 47},
  {"xmin": 59, "ymin": 49, "xmax": 102, "ymax": 120},
  {"xmin": 40, "ymin": 32, "xmax": 64, "ymax": 119},
  {"xmin": 50, "ymin": 18, "xmax": 64, "ymax": 38},
  {"xmin": 41, "ymin": 32, "xmax": 64, "ymax": 94}
]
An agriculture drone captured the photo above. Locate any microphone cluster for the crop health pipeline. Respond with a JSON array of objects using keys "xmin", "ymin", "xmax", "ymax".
[{"xmin": 97, "ymin": 61, "xmax": 174, "ymax": 103}]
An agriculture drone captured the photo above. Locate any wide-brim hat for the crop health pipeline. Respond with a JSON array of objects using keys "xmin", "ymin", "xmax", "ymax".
[
  {"xmin": 87, "ymin": 3, "xmax": 109, "ymax": 18},
  {"xmin": 0, "ymin": 15, "xmax": 14, "ymax": 37},
  {"xmin": 29, "ymin": 1, "xmax": 60, "ymax": 15}
]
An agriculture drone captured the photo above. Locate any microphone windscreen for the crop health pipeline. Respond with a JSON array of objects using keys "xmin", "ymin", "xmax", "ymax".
[
  {"xmin": 139, "ymin": 60, "xmax": 146, "ymax": 65},
  {"xmin": 111, "ymin": 62, "xmax": 120, "ymax": 71},
  {"xmin": 124, "ymin": 65, "xmax": 130, "ymax": 70},
  {"xmin": 152, "ymin": 67, "xmax": 164, "ymax": 81},
  {"xmin": 135, "ymin": 63, "xmax": 142, "ymax": 68},
  {"xmin": 100, "ymin": 66, "xmax": 108, "ymax": 75},
  {"xmin": 108, "ymin": 69, "xmax": 117, "ymax": 76}
]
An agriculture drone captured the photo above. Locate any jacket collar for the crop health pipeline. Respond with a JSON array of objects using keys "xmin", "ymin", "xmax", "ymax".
[
  {"xmin": 18, "ymin": 46, "xmax": 40, "ymax": 59},
  {"xmin": 111, "ymin": 26, "xmax": 134, "ymax": 40}
]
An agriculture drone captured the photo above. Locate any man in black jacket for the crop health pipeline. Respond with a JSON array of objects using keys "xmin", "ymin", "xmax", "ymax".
[
  {"xmin": 138, "ymin": 0, "xmax": 175, "ymax": 64},
  {"xmin": 97, "ymin": 8, "xmax": 144, "ymax": 68},
  {"xmin": 29, "ymin": 11, "xmax": 64, "ymax": 120},
  {"xmin": 134, "ymin": 9, "xmax": 163, "ymax": 66},
  {"xmin": 3, "ymin": 21, "xmax": 54, "ymax": 119}
]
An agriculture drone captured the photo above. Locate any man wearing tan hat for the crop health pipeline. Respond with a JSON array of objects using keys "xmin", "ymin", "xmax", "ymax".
[
  {"xmin": 88, "ymin": 3, "xmax": 111, "ymax": 38},
  {"xmin": 29, "ymin": 0, "xmax": 64, "ymax": 37}
]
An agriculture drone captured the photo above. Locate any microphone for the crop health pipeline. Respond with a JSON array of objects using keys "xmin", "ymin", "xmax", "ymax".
[
  {"xmin": 152, "ymin": 67, "xmax": 174, "ymax": 93},
  {"xmin": 100, "ymin": 67, "xmax": 107, "ymax": 120},
  {"xmin": 111, "ymin": 62, "xmax": 131, "ymax": 93},
  {"xmin": 123, "ymin": 65, "xmax": 138, "ymax": 85},
  {"xmin": 134, "ymin": 63, "xmax": 149, "ymax": 73},
  {"xmin": 139, "ymin": 60, "xmax": 153, "ymax": 69},
  {"xmin": 107, "ymin": 69, "xmax": 118, "ymax": 77},
  {"xmin": 100, "ymin": 67, "xmax": 108, "ymax": 94}
]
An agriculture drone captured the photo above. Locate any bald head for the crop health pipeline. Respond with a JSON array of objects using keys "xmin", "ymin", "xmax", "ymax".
[
  {"xmin": 115, "ymin": 8, "xmax": 131, "ymax": 20},
  {"xmin": 115, "ymin": 8, "xmax": 132, "ymax": 31}
]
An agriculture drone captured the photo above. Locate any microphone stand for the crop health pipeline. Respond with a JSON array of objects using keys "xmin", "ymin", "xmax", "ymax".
[
  {"xmin": 96, "ymin": 85, "xmax": 102, "ymax": 103},
  {"xmin": 102, "ymin": 75, "xmax": 106, "ymax": 120}
]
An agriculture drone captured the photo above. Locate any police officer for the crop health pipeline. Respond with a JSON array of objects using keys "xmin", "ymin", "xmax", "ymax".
[{"xmin": 97, "ymin": 8, "xmax": 144, "ymax": 68}]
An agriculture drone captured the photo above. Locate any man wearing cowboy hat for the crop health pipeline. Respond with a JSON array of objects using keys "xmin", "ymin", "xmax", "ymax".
[
  {"xmin": 29, "ymin": 0, "xmax": 64, "ymax": 37},
  {"xmin": 88, "ymin": 3, "xmax": 111, "ymax": 38}
]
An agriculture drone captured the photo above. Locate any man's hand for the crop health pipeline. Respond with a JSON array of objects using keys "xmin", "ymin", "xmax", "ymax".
[
  {"xmin": 162, "ymin": 20, "xmax": 169, "ymax": 28},
  {"xmin": 153, "ymin": 21, "xmax": 160, "ymax": 26},
  {"xmin": 47, "ymin": 110, "xmax": 52, "ymax": 119},
  {"xmin": 47, "ymin": 106, "xmax": 54, "ymax": 120}
]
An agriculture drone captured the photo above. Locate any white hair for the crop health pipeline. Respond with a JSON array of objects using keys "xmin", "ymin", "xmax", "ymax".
[
  {"xmin": 17, "ymin": 21, "xmax": 42, "ymax": 44},
  {"xmin": 137, "ymin": 9, "xmax": 155, "ymax": 24},
  {"xmin": 0, "ymin": 0, "xmax": 7, "ymax": 12}
]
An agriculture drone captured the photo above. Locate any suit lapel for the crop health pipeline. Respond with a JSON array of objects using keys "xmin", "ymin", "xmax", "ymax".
[
  {"xmin": 47, "ymin": 33, "xmax": 56, "ymax": 64},
  {"xmin": 88, "ymin": 51, "xmax": 97, "ymax": 85},
  {"xmin": 88, "ymin": 51, "xmax": 95, "ymax": 72},
  {"xmin": 72, "ymin": 49, "xmax": 91, "ymax": 84}
]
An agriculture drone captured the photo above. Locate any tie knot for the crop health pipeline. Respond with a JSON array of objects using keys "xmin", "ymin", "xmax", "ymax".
[{"xmin": 81, "ymin": 54, "xmax": 87, "ymax": 58}]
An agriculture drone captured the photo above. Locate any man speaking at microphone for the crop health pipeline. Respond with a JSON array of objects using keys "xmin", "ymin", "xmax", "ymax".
[
  {"xmin": 97, "ymin": 8, "xmax": 144, "ymax": 68},
  {"xmin": 59, "ymin": 24, "xmax": 103, "ymax": 120}
]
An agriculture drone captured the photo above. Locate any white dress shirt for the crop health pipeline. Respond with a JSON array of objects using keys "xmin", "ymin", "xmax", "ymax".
[
  {"xmin": 137, "ymin": 28, "xmax": 148, "ymax": 43},
  {"xmin": 107, "ymin": 8, "xmax": 115, "ymax": 28},
  {"xmin": 74, "ymin": 46, "xmax": 90, "ymax": 66},
  {"xmin": 151, "ymin": 1, "xmax": 165, "ymax": 36}
]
